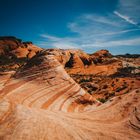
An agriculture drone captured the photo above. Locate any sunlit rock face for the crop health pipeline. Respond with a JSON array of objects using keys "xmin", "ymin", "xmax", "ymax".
[
  {"xmin": 0, "ymin": 51, "xmax": 92, "ymax": 112},
  {"xmin": 0, "ymin": 37, "xmax": 140, "ymax": 140},
  {"xmin": 44, "ymin": 49, "xmax": 121, "ymax": 76},
  {"xmin": 0, "ymin": 36, "xmax": 42, "ymax": 71}
]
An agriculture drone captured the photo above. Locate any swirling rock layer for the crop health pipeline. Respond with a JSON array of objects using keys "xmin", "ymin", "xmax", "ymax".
[{"xmin": 0, "ymin": 52, "xmax": 140, "ymax": 140}]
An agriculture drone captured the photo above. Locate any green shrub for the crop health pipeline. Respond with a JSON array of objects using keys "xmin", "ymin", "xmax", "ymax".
[
  {"xmin": 116, "ymin": 85, "xmax": 127, "ymax": 92},
  {"xmin": 97, "ymin": 98, "xmax": 107, "ymax": 103},
  {"xmin": 110, "ymin": 92, "xmax": 115, "ymax": 97},
  {"xmin": 79, "ymin": 79, "xmax": 91, "ymax": 83}
]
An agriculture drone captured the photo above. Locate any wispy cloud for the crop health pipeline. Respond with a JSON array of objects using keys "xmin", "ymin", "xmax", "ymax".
[
  {"xmin": 99, "ymin": 28, "xmax": 140, "ymax": 36},
  {"xmin": 37, "ymin": 0, "xmax": 140, "ymax": 54},
  {"xmin": 114, "ymin": 11, "xmax": 138, "ymax": 26},
  {"xmin": 116, "ymin": 0, "xmax": 140, "ymax": 26},
  {"xmin": 40, "ymin": 34, "xmax": 61, "ymax": 41},
  {"xmin": 67, "ymin": 13, "xmax": 124, "ymax": 36},
  {"xmin": 39, "ymin": 34, "xmax": 78, "ymax": 49},
  {"xmin": 81, "ymin": 37, "xmax": 140, "ymax": 48},
  {"xmin": 80, "ymin": 14, "xmax": 120, "ymax": 27}
]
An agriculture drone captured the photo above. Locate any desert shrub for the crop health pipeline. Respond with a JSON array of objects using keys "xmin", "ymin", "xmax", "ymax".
[
  {"xmin": 86, "ymin": 84, "xmax": 98, "ymax": 90},
  {"xmin": 97, "ymin": 98, "xmax": 107, "ymax": 103},
  {"xmin": 123, "ymin": 81, "xmax": 127, "ymax": 85},
  {"xmin": 91, "ymin": 86, "xmax": 98, "ymax": 91},
  {"xmin": 105, "ymin": 96, "xmax": 109, "ymax": 100},
  {"xmin": 111, "ymin": 83, "xmax": 115, "ymax": 87},
  {"xmin": 124, "ymin": 89, "xmax": 129, "ymax": 94},
  {"xmin": 86, "ymin": 85, "xmax": 98, "ymax": 95},
  {"xmin": 116, "ymin": 88, "xmax": 121, "ymax": 92},
  {"xmin": 116, "ymin": 85, "xmax": 127, "ymax": 92},
  {"xmin": 88, "ymin": 89, "xmax": 93, "ymax": 94},
  {"xmin": 79, "ymin": 79, "xmax": 91, "ymax": 83},
  {"xmin": 110, "ymin": 92, "xmax": 115, "ymax": 97},
  {"xmin": 103, "ymin": 84, "xmax": 108, "ymax": 89},
  {"xmin": 89, "ymin": 77, "xmax": 92, "ymax": 81}
]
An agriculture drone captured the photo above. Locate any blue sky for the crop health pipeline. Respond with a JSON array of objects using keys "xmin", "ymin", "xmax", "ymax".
[{"xmin": 0, "ymin": 0, "xmax": 140, "ymax": 54}]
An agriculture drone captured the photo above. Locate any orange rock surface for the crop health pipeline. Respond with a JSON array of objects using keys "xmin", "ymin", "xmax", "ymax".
[
  {"xmin": 0, "ymin": 37, "xmax": 140, "ymax": 140},
  {"xmin": 0, "ymin": 50, "xmax": 140, "ymax": 140}
]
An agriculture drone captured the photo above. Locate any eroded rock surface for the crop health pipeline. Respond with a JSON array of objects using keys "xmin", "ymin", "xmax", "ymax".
[{"xmin": 0, "ymin": 37, "xmax": 140, "ymax": 140}]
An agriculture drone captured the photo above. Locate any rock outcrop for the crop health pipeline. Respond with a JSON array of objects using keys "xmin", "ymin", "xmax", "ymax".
[
  {"xmin": 0, "ymin": 50, "xmax": 93, "ymax": 113},
  {"xmin": 45, "ymin": 49, "xmax": 122, "ymax": 76},
  {"xmin": 0, "ymin": 36, "xmax": 42, "ymax": 71},
  {"xmin": 0, "ymin": 36, "xmax": 41, "ymax": 58},
  {"xmin": 0, "ymin": 37, "xmax": 140, "ymax": 140}
]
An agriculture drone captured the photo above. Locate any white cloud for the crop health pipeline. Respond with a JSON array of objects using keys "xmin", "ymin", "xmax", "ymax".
[
  {"xmin": 116, "ymin": 0, "xmax": 140, "ymax": 26},
  {"xmin": 81, "ymin": 14, "xmax": 120, "ymax": 27},
  {"xmin": 97, "ymin": 28, "xmax": 140, "ymax": 36},
  {"xmin": 67, "ymin": 13, "xmax": 124, "ymax": 36},
  {"xmin": 114, "ymin": 11, "xmax": 138, "ymax": 26},
  {"xmin": 40, "ymin": 34, "xmax": 61, "ymax": 41},
  {"xmin": 38, "ymin": 28, "xmax": 140, "ymax": 50},
  {"xmin": 81, "ymin": 37, "xmax": 140, "ymax": 48},
  {"xmin": 67, "ymin": 12, "xmax": 140, "ymax": 38},
  {"xmin": 38, "ymin": 1, "xmax": 140, "ymax": 53},
  {"xmin": 38, "ymin": 34, "xmax": 79, "ymax": 49}
]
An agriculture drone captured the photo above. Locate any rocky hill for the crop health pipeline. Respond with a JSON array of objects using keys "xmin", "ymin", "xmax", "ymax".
[
  {"xmin": 45, "ymin": 48, "xmax": 122, "ymax": 76},
  {"xmin": 44, "ymin": 48, "xmax": 140, "ymax": 102},
  {"xmin": 0, "ymin": 36, "xmax": 42, "ymax": 71},
  {"xmin": 0, "ymin": 37, "xmax": 140, "ymax": 140}
]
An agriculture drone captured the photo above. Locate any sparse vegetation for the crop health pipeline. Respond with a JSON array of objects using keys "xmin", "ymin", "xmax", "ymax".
[
  {"xmin": 109, "ymin": 92, "xmax": 115, "ymax": 97},
  {"xmin": 97, "ymin": 98, "xmax": 107, "ymax": 103},
  {"xmin": 124, "ymin": 90, "xmax": 129, "ymax": 94},
  {"xmin": 79, "ymin": 78, "xmax": 92, "ymax": 83},
  {"xmin": 70, "ymin": 73, "xmax": 139, "ymax": 104},
  {"xmin": 111, "ymin": 83, "xmax": 115, "ymax": 87},
  {"xmin": 116, "ymin": 85, "xmax": 127, "ymax": 92}
]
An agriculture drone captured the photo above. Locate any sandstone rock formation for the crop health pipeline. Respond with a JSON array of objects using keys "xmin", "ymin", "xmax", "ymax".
[
  {"xmin": 45, "ymin": 49, "xmax": 122, "ymax": 76},
  {"xmin": 0, "ymin": 36, "xmax": 41, "ymax": 58},
  {"xmin": 0, "ymin": 37, "xmax": 140, "ymax": 140},
  {"xmin": 0, "ymin": 36, "xmax": 42, "ymax": 71}
]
